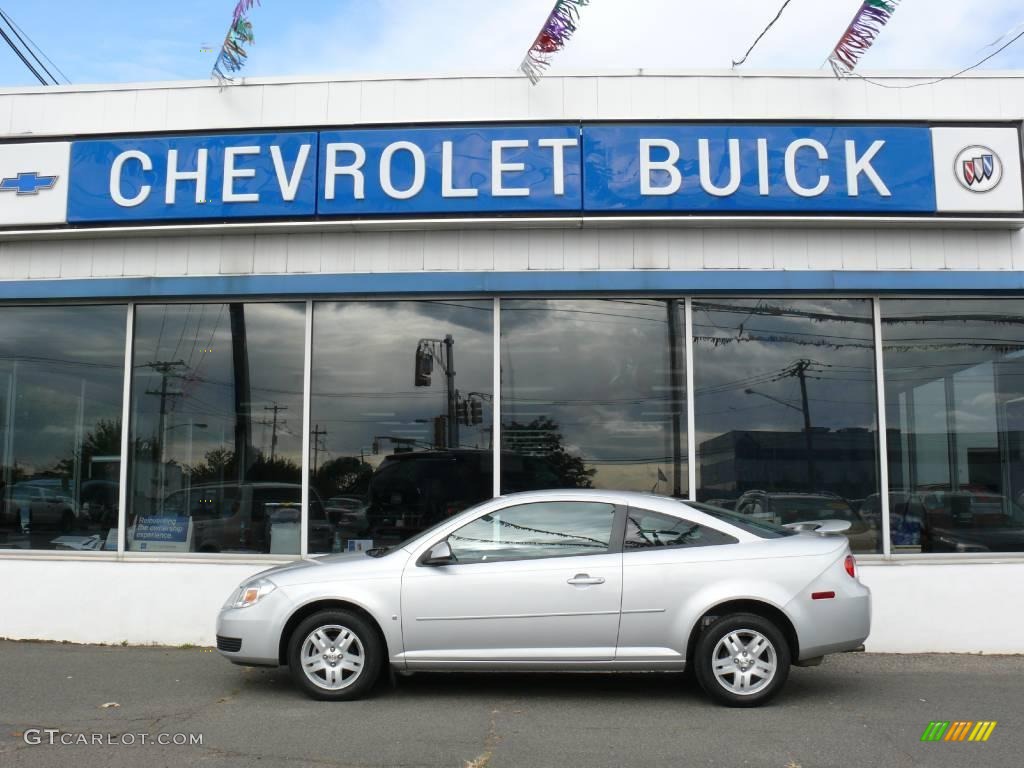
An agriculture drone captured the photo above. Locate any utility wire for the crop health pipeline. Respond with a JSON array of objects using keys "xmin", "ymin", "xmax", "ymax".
[
  {"xmin": 0, "ymin": 7, "xmax": 69, "ymax": 84},
  {"xmin": 838, "ymin": 25, "xmax": 1024, "ymax": 89},
  {"xmin": 732, "ymin": 0, "xmax": 796, "ymax": 67},
  {"xmin": 0, "ymin": 19, "xmax": 47, "ymax": 84}
]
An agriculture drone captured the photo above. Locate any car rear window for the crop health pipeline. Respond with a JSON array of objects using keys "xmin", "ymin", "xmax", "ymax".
[{"xmin": 684, "ymin": 501, "xmax": 797, "ymax": 539}]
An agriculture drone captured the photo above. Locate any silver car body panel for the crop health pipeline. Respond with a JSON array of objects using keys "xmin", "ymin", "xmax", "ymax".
[{"xmin": 216, "ymin": 490, "xmax": 871, "ymax": 670}]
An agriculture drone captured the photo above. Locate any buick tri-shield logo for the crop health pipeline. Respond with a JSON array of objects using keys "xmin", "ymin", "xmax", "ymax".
[{"xmin": 954, "ymin": 145, "xmax": 1003, "ymax": 193}]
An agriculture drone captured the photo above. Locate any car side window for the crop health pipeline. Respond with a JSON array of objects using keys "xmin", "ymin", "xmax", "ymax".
[
  {"xmin": 625, "ymin": 508, "xmax": 737, "ymax": 550},
  {"xmin": 447, "ymin": 501, "xmax": 615, "ymax": 564}
]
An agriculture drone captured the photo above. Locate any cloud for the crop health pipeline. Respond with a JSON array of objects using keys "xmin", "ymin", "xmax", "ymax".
[{"xmin": 246, "ymin": 0, "xmax": 1024, "ymax": 79}]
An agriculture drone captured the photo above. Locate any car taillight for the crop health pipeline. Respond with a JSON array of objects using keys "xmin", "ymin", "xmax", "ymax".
[{"xmin": 844, "ymin": 555, "xmax": 857, "ymax": 578}]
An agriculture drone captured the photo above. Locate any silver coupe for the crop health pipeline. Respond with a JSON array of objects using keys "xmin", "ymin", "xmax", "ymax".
[{"xmin": 216, "ymin": 490, "xmax": 871, "ymax": 707}]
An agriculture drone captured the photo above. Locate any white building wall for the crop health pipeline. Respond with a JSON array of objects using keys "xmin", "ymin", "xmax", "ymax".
[
  {"xmin": 1, "ymin": 557, "xmax": 1021, "ymax": 654},
  {"xmin": 1, "ymin": 227, "xmax": 1023, "ymax": 281}
]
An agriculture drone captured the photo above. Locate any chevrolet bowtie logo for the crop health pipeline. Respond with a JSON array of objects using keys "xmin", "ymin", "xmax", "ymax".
[{"xmin": 0, "ymin": 171, "xmax": 58, "ymax": 195}]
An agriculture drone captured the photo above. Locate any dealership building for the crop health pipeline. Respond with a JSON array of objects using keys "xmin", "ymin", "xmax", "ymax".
[{"xmin": 1, "ymin": 70, "xmax": 1023, "ymax": 653}]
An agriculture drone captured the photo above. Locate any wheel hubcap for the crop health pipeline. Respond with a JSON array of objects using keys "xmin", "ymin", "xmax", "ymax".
[
  {"xmin": 712, "ymin": 629, "xmax": 777, "ymax": 696},
  {"xmin": 300, "ymin": 625, "xmax": 365, "ymax": 691}
]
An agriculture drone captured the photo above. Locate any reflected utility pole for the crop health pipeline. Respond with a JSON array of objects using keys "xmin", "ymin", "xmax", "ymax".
[
  {"xmin": 229, "ymin": 304, "xmax": 252, "ymax": 482},
  {"xmin": 745, "ymin": 358, "xmax": 816, "ymax": 488},
  {"xmin": 144, "ymin": 360, "xmax": 185, "ymax": 514},
  {"xmin": 415, "ymin": 334, "xmax": 457, "ymax": 449},
  {"xmin": 264, "ymin": 403, "xmax": 288, "ymax": 463}
]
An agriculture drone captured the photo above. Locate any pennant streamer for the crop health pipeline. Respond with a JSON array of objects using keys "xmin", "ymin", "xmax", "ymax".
[
  {"xmin": 827, "ymin": 0, "xmax": 901, "ymax": 76},
  {"xmin": 519, "ymin": 0, "xmax": 590, "ymax": 85},
  {"xmin": 212, "ymin": 0, "xmax": 261, "ymax": 80}
]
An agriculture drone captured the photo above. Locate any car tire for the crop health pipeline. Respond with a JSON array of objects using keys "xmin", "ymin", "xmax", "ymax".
[
  {"xmin": 693, "ymin": 612, "xmax": 790, "ymax": 708},
  {"xmin": 287, "ymin": 609, "xmax": 382, "ymax": 701}
]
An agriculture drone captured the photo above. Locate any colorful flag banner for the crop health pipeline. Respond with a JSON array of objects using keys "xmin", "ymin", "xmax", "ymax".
[
  {"xmin": 827, "ymin": 0, "xmax": 901, "ymax": 76},
  {"xmin": 212, "ymin": 0, "xmax": 261, "ymax": 80},
  {"xmin": 519, "ymin": 0, "xmax": 590, "ymax": 85}
]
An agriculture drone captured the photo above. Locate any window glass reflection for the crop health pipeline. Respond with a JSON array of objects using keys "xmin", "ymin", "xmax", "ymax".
[
  {"xmin": 881, "ymin": 299, "xmax": 1024, "ymax": 553},
  {"xmin": 309, "ymin": 301, "xmax": 493, "ymax": 554},
  {"xmin": 127, "ymin": 303, "xmax": 306, "ymax": 554},
  {"xmin": 0, "ymin": 305, "xmax": 126, "ymax": 551},
  {"xmin": 693, "ymin": 299, "xmax": 880, "ymax": 553},
  {"xmin": 500, "ymin": 299, "xmax": 687, "ymax": 496},
  {"xmin": 448, "ymin": 501, "xmax": 614, "ymax": 563}
]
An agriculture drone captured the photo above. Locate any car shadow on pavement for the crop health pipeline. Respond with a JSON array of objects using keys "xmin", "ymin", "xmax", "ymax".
[{"xmin": 230, "ymin": 662, "xmax": 863, "ymax": 706}]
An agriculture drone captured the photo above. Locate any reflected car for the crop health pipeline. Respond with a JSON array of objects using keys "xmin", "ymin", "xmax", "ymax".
[
  {"xmin": 158, "ymin": 482, "xmax": 332, "ymax": 554},
  {"xmin": 216, "ymin": 490, "xmax": 871, "ymax": 708},
  {"xmin": 735, "ymin": 491, "xmax": 878, "ymax": 553},
  {"xmin": 365, "ymin": 449, "xmax": 558, "ymax": 542},
  {"xmin": 325, "ymin": 495, "xmax": 369, "ymax": 534},
  {"xmin": 2, "ymin": 482, "xmax": 77, "ymax": 532},
  {"xmin": 916, "ymin": 489, "xmax": 1024, "ymax": 553}
]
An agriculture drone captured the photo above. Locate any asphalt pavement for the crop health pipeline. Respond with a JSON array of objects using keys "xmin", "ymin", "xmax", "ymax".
[{"xmin": 0, "ymin": 640, "xmax": 1020, "ymax": 768}]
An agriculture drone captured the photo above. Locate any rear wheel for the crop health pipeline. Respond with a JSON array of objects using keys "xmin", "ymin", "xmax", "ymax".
[
  {"xmin": 693, "ymin": 613, "xmax": 790, "ymax": 707},
  {"xmin": 287, "ymin": 610, "xmax": 382, "ymax": 701}
]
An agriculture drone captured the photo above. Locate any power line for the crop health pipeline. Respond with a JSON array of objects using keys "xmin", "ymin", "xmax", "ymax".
[
  {"xmin": 0, "ymin": 8, "xmax": 64, "ymax": 85},
  {"xmin": 0, "ymin": 7, "xmax": 69, "ymax": 83},
  {"xmin": 0, "ymin": 17, "xmax": 47, "ymax": 85},
  {"xmin": 732, "ymin": 0, "xmax": 797, "ymax": 68},
  {"xmin": 841, "ymin": 25, "xmax": 1024, "ymax": 89}
]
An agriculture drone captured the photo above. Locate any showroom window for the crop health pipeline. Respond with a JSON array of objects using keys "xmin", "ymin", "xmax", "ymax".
[
  {"xmin": 880, "ymin": 299, "xmax": 1024, "ymax": 554},
  {"xmin": 692, "ymin": 299, "xmax": 881, "ymax": 554},
  {"xmin": 309, "ymin": 300, "xmax": 494, "ymax": 554},
  {"xmin": 126, "ymin": 303, "xmax": 306, "ymax": 554},
  {"xmin": 624, "ymin": 508, "xmax": 737, "ymax": 549},
  {"xmin": 447, "ymin": 500, "xmax": 615, "ymax": 563},
  {"xmin": 500, "ymin": 299, "xmax": 688, "ymax": 496},
  {"xmin": 0, "ymin": 305, "xmax": 126, "ymax": 552}
]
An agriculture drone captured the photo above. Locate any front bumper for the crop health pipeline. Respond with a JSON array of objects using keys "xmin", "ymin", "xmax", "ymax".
[{"xmin": 215, "ymin": 589, "xmax": 288, "ymax": 667}]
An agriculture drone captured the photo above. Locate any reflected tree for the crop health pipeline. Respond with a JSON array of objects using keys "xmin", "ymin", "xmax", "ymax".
[{"xmin": 503, "ymin": 417, "xmax": 596, "ymax": 489}]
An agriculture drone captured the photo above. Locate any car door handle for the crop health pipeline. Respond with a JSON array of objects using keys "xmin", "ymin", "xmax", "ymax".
[{"xmin": 567, "ymin": 574, "xmax": 605, "ymax": 586}]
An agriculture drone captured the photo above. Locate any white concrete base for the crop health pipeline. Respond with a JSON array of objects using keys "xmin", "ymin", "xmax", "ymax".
[{"xmin": 0, "ymin": 558, "xmax": 1022, "ymax": 652}]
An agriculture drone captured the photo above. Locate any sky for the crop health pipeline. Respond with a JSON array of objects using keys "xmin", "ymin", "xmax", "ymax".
[{"xmin": 0, "ymin": 0, "xmax": 1022, "ymax": 88}]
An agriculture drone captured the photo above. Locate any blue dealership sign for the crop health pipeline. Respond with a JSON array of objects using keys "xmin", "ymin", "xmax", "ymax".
[
  {"xmin": 69, "ymin": 132, "xmax": 319, "ymax": 222},
  {"xmin": 59, "ymin": 122, "xmax": 965, "ymax": 224},
  {"xmin": 318, "ymin": 125, "xmax": 582, "ymax": 215},
  {"xmin": 583, "ymin": 124, "xmax": 936, "ymax": 212}
]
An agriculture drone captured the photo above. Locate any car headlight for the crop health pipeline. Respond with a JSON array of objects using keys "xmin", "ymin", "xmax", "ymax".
[{"xmin": 226, "ymin": 578, "xmax": 277, "ymax": 609}]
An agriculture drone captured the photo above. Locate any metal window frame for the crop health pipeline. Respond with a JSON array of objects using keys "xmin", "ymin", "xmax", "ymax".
[
  {"xmin": 872, "ymin": 298, "xmax": 893, "ymax": 558},
  {"xmin": 116, "ymin": 303, "xmax": 134, "ymax": 557}
]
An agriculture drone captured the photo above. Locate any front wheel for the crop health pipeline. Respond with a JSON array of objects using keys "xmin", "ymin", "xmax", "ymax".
[
  {"xmin": 693, "ymin": 613, "xmax": 790, "ymax": 707},
  {"xmin": 287, "ymin": 610, "xmax": 382, "ymax": 701}
]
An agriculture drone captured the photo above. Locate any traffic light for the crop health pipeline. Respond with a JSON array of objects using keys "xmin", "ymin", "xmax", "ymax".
[
  {"xmin": 414, "ymin": 344, "xmax": 433, "ymax": 386},
  {"xmin": 458, "ymin": 399, "xmax": 470, "ymax": 426},
  {"xmin": 470, "ymin": 397, "xmax": 483, "ymax": 425}
]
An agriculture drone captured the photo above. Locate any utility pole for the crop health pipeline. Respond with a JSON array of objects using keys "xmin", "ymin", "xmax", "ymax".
[
  {"xmin": 310, "ymin": 424, "xmax": 328, "ymax": 476},
  {"xmin": 444, "ymin": 335, "xmax": 457, "ymax": 449},
  {"xmin": 144, "ymin": 360, "xmax": 186, "ymax": 514},
  {"xmin": 263, "ymin": 403, "xmax": 288, "ymax": 463},
  {"xmin": 794, "ymin": 360, "xmax": 816, "ymax": 489}
]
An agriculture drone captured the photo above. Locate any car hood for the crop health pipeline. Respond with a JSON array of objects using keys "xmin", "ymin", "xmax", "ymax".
[{"xmin": 257, "ymin": 550, "xmax": 402, "ymax": 586}]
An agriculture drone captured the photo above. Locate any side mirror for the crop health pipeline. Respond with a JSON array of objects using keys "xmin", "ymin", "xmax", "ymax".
[{"xmin": 421, "ymin": 540, "xmax": 455, "ymax": 566}]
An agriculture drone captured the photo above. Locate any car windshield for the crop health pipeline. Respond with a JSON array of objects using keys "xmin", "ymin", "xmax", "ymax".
[{"xmin": 685, "ymin": 501, "xmax": 797, "ymax": 539}]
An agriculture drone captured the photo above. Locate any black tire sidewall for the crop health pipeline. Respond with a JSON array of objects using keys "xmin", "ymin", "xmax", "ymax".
[
  {"xmin": 287, "ymin": 609, "xmax": 383, "ymax": 701},
  {"xmin": 694, "ymin": 612, "xmax": 791, "ymax": 708}
]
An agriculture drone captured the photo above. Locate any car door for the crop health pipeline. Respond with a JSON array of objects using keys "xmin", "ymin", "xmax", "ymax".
[
  {"xmin": 616, "ymin": 505, "xmax": 739, "ymax": 665},
  {"xmin": 400, "ymin": 499, "xmax": 624, "ymax": 667}
]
